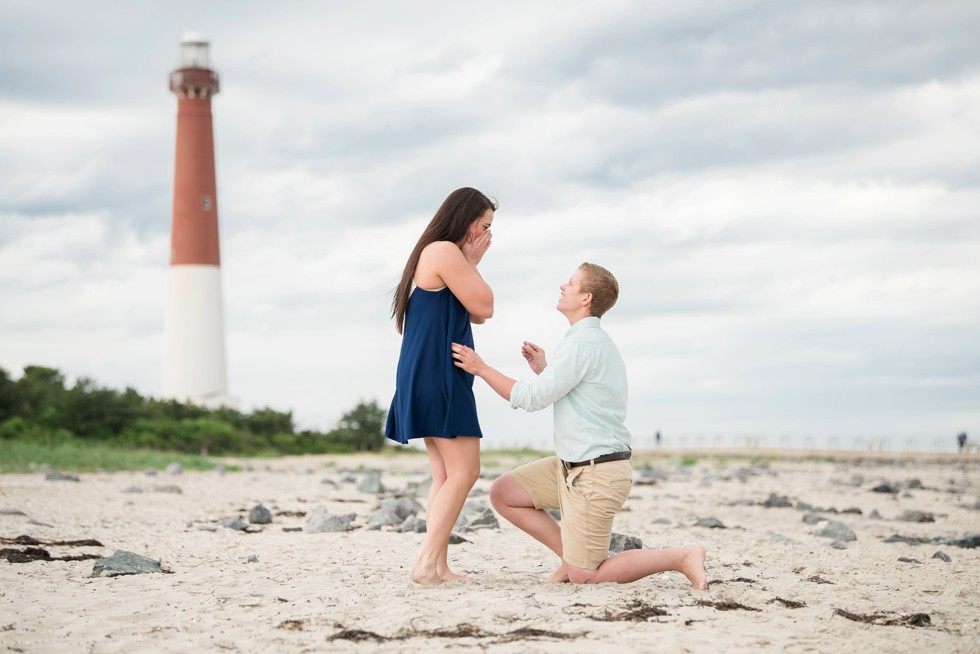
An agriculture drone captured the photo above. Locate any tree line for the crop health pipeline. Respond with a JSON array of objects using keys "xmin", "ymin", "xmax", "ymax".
[{"xmin": 0, "ymin": 365, "xmax": 386, "ymax": 455}]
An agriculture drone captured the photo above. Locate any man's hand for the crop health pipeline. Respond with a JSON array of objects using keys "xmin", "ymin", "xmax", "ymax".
[
  {"xmin": 452, "ymin": 342, "xmax": 486, "ymax": 376},
  {"xmin": 521, "ymin": 341, "xmax": 546, "ymax": 375},
  {"xmin": 460, "ymin": 230, "xmax": 492, "ymax": 267},
  {"xmin": 452, "ymin": 342, "xmax": 518, "ymax": 402}
]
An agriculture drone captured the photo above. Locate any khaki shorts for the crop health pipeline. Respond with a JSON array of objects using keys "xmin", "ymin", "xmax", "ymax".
[{"xmin": 511, "ymin": 456, "xmax": 633, "ymax": 570}]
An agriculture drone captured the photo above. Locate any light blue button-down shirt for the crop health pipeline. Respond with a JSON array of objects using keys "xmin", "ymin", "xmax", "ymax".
[{"xmin": 509, "ymin": 316, "xmax": 631, "ymax": 462}]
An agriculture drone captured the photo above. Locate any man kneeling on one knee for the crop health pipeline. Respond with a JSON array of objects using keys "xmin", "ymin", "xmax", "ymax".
[{"xmin": 452, "ymin": 262, "xmax": 707, "ymax": 588}]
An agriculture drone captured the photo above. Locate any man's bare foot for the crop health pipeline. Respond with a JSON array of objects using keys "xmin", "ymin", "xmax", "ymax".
[
  {"xmin": 547, "ymin": 563, "xmax": 570, "ymax": 583},
  {"xmin": 680, "ymin": 544, "xmax": 708, "ymax": 590},
  {"xmin": 411, "ymin": 563, "xmax": 442, "ymax": 585}
]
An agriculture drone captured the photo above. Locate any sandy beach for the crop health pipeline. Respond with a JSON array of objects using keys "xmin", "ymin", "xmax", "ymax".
[{"xmin": 1, "ymin": 450, "xmax": 978, "ymax": 653}]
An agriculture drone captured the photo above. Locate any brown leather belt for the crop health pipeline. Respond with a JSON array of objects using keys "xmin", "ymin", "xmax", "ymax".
[{"xmin": 561, "ymin": 450, "xmax": 631, "ymax": 469}]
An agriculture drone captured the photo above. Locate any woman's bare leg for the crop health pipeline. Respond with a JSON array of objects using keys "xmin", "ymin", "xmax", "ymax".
[
  {"xmin": 421, "ymin": 439, "xmax": 459, "ymax": 580},
  {"xmin": 411, "ymin": 436, "xmax": 481, "ymax": 584}
]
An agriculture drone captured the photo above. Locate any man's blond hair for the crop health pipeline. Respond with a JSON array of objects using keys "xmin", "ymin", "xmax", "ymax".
[{"xmin": 578, "ymin": 262, "xmax": 619, "ymax": 318}]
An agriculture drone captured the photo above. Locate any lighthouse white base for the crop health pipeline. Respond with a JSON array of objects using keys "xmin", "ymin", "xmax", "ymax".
[{"xmin": 162, "ymin": 264, "xmax": 233, "ymax": 407}]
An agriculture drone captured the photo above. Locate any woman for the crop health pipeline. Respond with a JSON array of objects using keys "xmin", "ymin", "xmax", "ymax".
[{"xmin": 386, "ymin": 187, "xmax": 496, "ymax": 584}]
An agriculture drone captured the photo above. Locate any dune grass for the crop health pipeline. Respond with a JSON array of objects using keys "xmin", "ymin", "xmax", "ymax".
[{"xmin": 0, "ymin": 438, "xmax": 223, "ymax": 473}]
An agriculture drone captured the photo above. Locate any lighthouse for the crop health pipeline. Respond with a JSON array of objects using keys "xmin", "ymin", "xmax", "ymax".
[{"xmin": 162, "ymin": 32, "xmax": 233, "ymax": 408}]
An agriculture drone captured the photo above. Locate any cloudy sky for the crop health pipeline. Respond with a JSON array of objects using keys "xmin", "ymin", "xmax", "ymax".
[{"xmin": 2, "ymin": 1, "xmax": 978, "ymax": 451}]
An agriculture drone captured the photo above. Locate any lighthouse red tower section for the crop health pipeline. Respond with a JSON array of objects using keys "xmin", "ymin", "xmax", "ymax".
[{"xmin": 169, "ymin": 67, "xmax": 221, "ymax": 265}]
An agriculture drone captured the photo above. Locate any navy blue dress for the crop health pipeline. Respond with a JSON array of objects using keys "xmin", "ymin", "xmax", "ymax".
[{"xmin": 385, "ymin": 286, "xmax": 483, "ymax": 443}]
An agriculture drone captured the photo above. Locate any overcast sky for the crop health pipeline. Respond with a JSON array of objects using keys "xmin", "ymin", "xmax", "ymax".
[{"xmin": 1, "ymin": 1, "xmax": 978, "ymax": 451}]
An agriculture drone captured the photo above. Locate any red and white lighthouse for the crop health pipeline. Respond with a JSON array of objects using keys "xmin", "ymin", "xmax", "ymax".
[{"xmin": 162, "ymin": 32, "xmax": 232, "ymax": 408}]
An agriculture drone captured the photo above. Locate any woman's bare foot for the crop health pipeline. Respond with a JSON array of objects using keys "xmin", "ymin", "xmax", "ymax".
[
  {"xmin": 440, "ymin": 569, "xmax": 478, "ymax": 583},
  {"xmin": 411, "ymin": 563, "xmax": 443, "ymax": 585},
  {"xmin": 680, "ymin": 544, "xmax": 708, "ymax": 590}
]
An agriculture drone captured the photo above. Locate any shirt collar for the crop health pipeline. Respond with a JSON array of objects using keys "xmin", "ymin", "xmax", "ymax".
[{"xmin": 565, "ymin": 316, "xmax": 601, "ymax": 336}]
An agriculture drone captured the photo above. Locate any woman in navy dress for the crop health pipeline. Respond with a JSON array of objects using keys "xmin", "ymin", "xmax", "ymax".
[{"xmin": 386, "ymin": 187, "xmax": 496, "ymax": 584}]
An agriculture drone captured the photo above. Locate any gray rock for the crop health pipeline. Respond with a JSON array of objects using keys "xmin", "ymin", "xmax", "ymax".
[
  {"xmin": 45, "ymin": 471, "xmax": 80, "ymax": 482},
  {"xmin": 897, "ymin": 557, "xmax": 921, "ymax": 564},
  {"xmin": 869, "ymin": 509, "xmax": 883, "ymax": 520},
  {"xmin": 871, "ymin": 483, "xmax": 899, "ymax": 494},
  {"xmin": 830, "ymin": 540, "xmax": 848, "ymax": 550},
  {"xmin": 392, "ymin": 496, "xmax": 424, "ymax": 519},
  {"xmin": 448, "ymin": 532, "xmax": 470, "ymax": 545},
  {"xmin": 246, "ymin": 555, "xmax": 259, "ymax": 563},
  {"xmin": 937, "ymin": 533, "xmax": 980, "ymax": 549},
  {"xmin": 640, "ymin": 467, "xmax": 670, "ymax": 482},
  {"xmin": 770, "ymin": 533, "xmax": 794, "ymax": 544},
  {"xmin": 932, "ymin": 551, "xmax": 951, "ymax": 562},
  {"xmin": 340, "ymin": 475, "xmax": 357, "ymax": 484},
  {"xmin": 841, "ymin": 507, "xmax": 863, "ymax": 515},
  {"xmin": 903, "ymin": 479, "xmax": 924, "ymax": 490},
  {"xmin": 884, "ymin": 534, "xmax": 929, "ymax": 545},
  {"xmin": 367, "ymin": 507, "xmax": 403, "ymax": 527},
  {"xmin": 91, "ymin": 551, "xmax": 163, "ymax": 577},
  {"xmin": 814, "ymin": 520, "xmax": 857, "ymax": 542},
  {"xmin": 898, "ymin": 510, "xmax": 935, "ymax": 523},
  {"xmin": 802, "ymin": 513, "xmax": 824, "ymax": 525},
  {"xmin": 652, "ymin": 517, "xmax": 672, "ymax": 525},
  {"xmin": 220, "ymin": 518, "xmax": 249, "ymax": 531},
  {"xmin": 359, "ymin": 470, "xmax": 385, "ymax": 494},
  {"xmin": 696, "ymin": 517, "xmax": 726, "ymax": 529},
  {"xmin": 304, "ymin": 513, "xmax": 352, "ymax": 533},
  {"xmin": 320, "ymin": 478, "xmax": 338, "ymax": 487},
  {"xmin": 795, "ymin": 501, "xmax": 814, "ymax": 512},
  {"xmin": 761, "ymin": 494, "xmax": 792, "ymax": 508},
  {"xmin": 609, "ymin": 533, "xmax": 643, "ymax": 554},
  {"xmin": 166, "ymin": 462, "xmax": 183, "ymax": 475},
  {"xmin": 248, "ymin": 505, "xmax": 273, "ymax": 525},
  {"xmin": 122, "ymin": 486, "xmax": 143, "ymax": 494},
  {"xmin": 194, "ymin": 524, "xmax": 218, "ymax": 532},
  {"xmin": 1, "ymin": 508, "xmax": 27, "ymax": 515},
  {"xmin": 152, "ymin": 485, "xmax": 182, "ymax": 494},
  {"xmin": 729, "ymin": 498, "xmax": 756, "ymax": 506},
  {"xmin": 463, "ymin": 499, "xmax": 489, "ymax": 514},
  {"xmin": 468, "ymin": 508, "xmax": 500, "ymax": 529},
  {"xmin": 394, "ymin": 516, "xmax": 427, "ymax": 533},
  {"xmin": 403, "ymin": 478, "xmax": 432, "ymax": 497},
  {"xmin": 213, "ymin": 464, "xmax": 227, "ymax": 475},
  {"xmin": 143, "ymin": 468, "xmax": 158, "ymax": 476}
]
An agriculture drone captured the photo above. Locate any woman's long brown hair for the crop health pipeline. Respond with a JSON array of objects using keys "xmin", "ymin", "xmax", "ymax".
[{"xmin": 391, "ymin": 188, "xmax": 497, "ymax": 333}]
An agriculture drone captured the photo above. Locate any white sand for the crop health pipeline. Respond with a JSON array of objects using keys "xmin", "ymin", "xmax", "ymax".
[{"xmin": 1, "ymin": 451, "xmax": 978, "ymax": 653}]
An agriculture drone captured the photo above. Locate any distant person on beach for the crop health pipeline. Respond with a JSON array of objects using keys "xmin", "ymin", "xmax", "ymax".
[
  {"xmin": 452, "ymin": 263, "xmax": 707, "ymax": 588},
  {"xmin": 385, "ymin": 187, "xmax": 496, "ymax": 584},
  {"xmin": 655, "ymin": 431, "xmax": 661, "ymax": 448},
  {"xmin": 958, "ymin": 432, "xmax": 968, "ymax": 453}
]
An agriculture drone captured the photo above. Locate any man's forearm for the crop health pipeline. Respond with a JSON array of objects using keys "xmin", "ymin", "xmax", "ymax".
[{"xmin": 476, "ymin": 365, "xmax": 516, "ymax": 401}]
